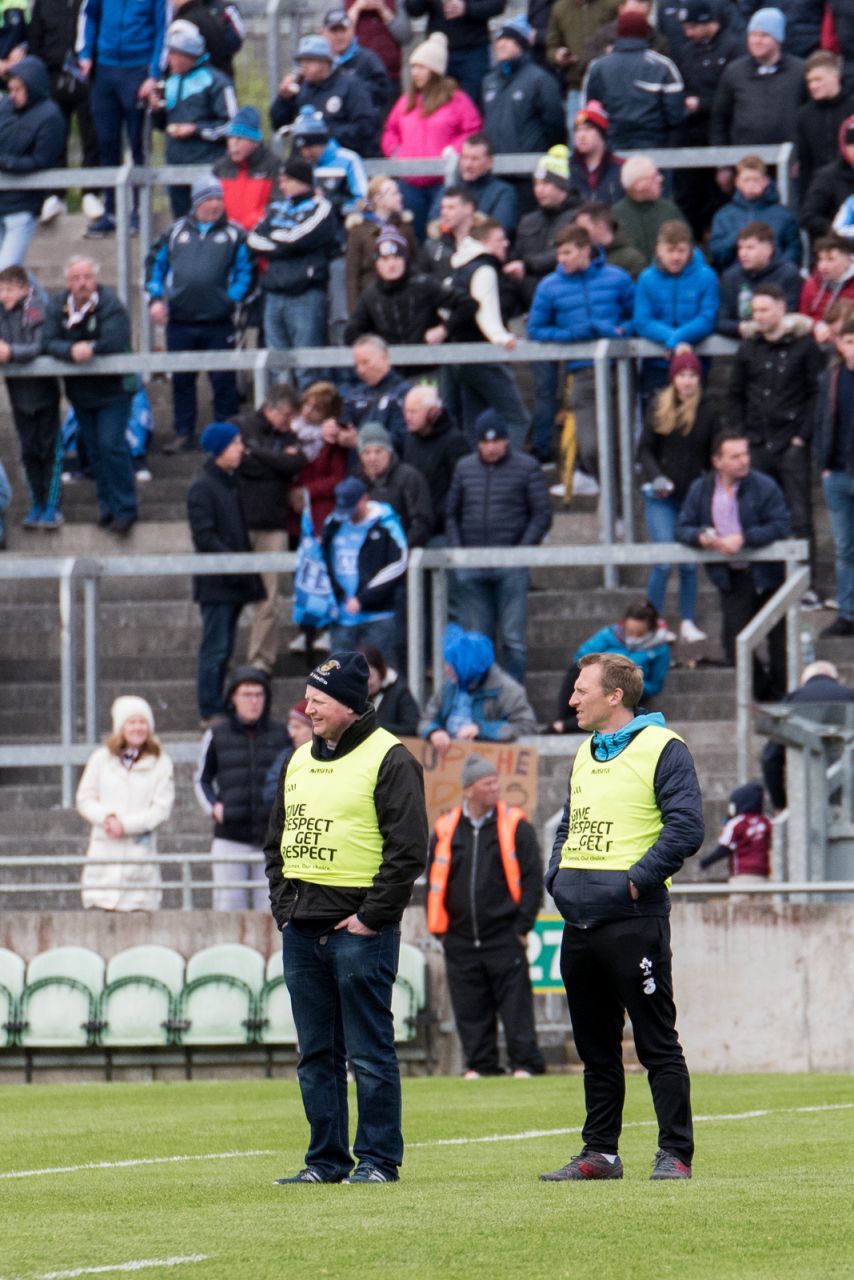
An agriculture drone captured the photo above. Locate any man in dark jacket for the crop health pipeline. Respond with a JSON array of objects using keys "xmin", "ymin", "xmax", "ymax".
[
  {"xmin": 269, "ymin": 34, "xmax": 378, "ymax": 157},
  {"xmin": 405, "ymin": 0, "xmax": 502, "ymax": 103},
  {"xmin": 195, "ymin": 664, "xmax": 289, "ymax": 908},
  {"xmin": 233, "ymin": 384, "xmax": 306, "ymax": 673},
  {"xmin": 323, "ymin": 7, "xmax": 390, "ymax": 114},
  {"xmin": 800, "ymin": 114, "xmax": 854, "ymax": 241},
  {"xmin": 583, "ymin": 11, "xmax": 685, "ymax": 150},
  {"xmin": 186, "ymin": 422, "xmax": 265, "ymax": 724},
  {"xmin": 482, "ymin": 17, "xmax": 566, "ymax": 203},
  {"xmin": 343, "ymin": 225, "xmax": 451, "ymax": 351},
  {"xmin": 428, "ymin": 133, "xmax": 519, "ymax": 235},
  {"xmin": 264, "ymin": 650, "xmax": 428, "ymax": 1184},
  {"xmin": 717, "ymin": 220, "xmax": 803, "ymax": 337},
  {"xmin": 708, "ymin": 155, "xmax": 800, "ymax": 270},
  {"xmin": 146, "ymin": 174, "xmax": 254, "ymax": 453},
  {"xmin": 446, "ymin": 409, "xmax": 552, "ymax": 683},
  {"xmin": 504, "ymin": 150, "xmax": 583, "ymax": 310},
  {"xmin": 342, "ymin": 335, "xmax": 411, "ymax": 450},
  {"xmin": 247, "ymin": 157, "xmax": 338, "ymax": 391},
  {"xmin": 677, "ymin": 430, "xmax": 792, "ymax": 698},
  {"xmin": 357, "ymin": 421, "xmax": 433, "ymax": 548},
  {"xmin": 569, "ymin": 101, "xmax": 624, "ymax": 207},
  {"xmin": 710, "ymin": 7, "xmax": 806, "ymax": 146},
  {"xmin": 427, "ymin": 752, "xmax": 545, "ymax": 1078},
  {"xmin": 42, "ymin": 254, "xmax": 136, "ymax": 533},
  {"xmin": 761, "ymin": 660, "xmax": 854, "ymax": 809},
  {"xmin": 728, "ymin": 283, "xmax": 824, "ymax": 572},
  {"xmin": 796, "ymin": 52, "xmax": 854, "ymax": 210},
  {"xmin": 402, "ymin": 384, "xmax": 470, "ymax": 537},
  {"xmin": 542, "ymin": 651, "xmax": 703, "ymax": 1182},
  {"xmin": 0, "ymin": 266, "xmax": 62, "ymax": 528},
  {"xmin": 0, "ymin": 57, "xmax": 66, "ymax": 268},
  {"xmin": 419, "ymin": 185, "xmax": 477, "ymax": 284}
]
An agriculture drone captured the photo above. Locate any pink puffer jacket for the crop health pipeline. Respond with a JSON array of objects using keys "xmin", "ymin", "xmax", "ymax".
[{"xmin": 381, "ymin": 90, "xmax": 482, "ymax": 186}]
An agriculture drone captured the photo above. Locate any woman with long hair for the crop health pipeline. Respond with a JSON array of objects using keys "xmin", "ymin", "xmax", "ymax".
[
  {"xmin": 637, "ymin": 348, "xmax": 716, "ymax": 643},
  {"xmin": 77, "ymin": 696, "xmax": 175, "ymax": 911},
  {"xmin": 381, "ymin": 32, "xmax": 481, "ymax": 239},
  {"xmin": 345, "ymin": 175, "xmax": 418, "ymax": 309}
]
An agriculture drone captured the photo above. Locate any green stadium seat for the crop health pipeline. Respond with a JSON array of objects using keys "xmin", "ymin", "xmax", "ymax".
[
  {"xmin": 257, "ymin": 952, "xmax": 298, "ymax": 1046},
  {"xmin": 0, "ymin": 949, "xmax": 25, "ymax": 1048},
  {"xmin": 20, "ymin": 947, "xmax": 105, "ymax": 1048},
  {"xmin": 178, "ymin": 944, "xmax": 265, "ymax": 1046},
  {"xmin": 100, "ymin": 946, "xmax": 186, "ymax": 1048},
  {"xmin": 393, "ymin": 942, "xmax": 426, "ymax": 1044}
]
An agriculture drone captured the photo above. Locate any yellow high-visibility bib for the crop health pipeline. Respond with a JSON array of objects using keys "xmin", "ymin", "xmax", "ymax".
[
  {"xmin": 559, "ymin": 726, "xmax": 683, "ymax": 876},
  {"xmin": 280, "ymin": 728, "xmax": 398, "ymax": 886}
]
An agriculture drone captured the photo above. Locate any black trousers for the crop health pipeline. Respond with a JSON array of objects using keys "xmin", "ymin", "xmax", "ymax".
[
  {"xmin": 719, "ymin": 569, "xmax": 786, "ymax": 702},
  {"xmin": 443, "ymin": 932, "xmax": 545, "ymax": 1075},
  {"xmin": 560, "ymin": 916, "xmax": 693, "ymax": 1164},
  {"xmin": 13, "ymin": 398, "xmax": 62, "ymax": 509}
]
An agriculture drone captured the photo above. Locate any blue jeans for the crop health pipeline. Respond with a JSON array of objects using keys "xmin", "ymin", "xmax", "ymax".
[
  {"xmin": 283, "ymin": 922, "xmax": 402, "ymax": 1179},
  {"xmin": 823, "ymin": 471, "xmax": 854, "ymax": 620},
  {"xmin": 330, "ymin": 615, "xmax": 397, "ymax": 659},
  {"xmin": 441, "ymin": 363, "xmax": 529, "ymax": 451},
  {"xmin": 74, "ymin": 399, "xmax": 136, "ymax": 523},
  {"xmin": 89, "ymin": 64, "xmax": 147, "ymax": 215},
  {"xmin": 457, "ymin": 567, "xmax": 529, "ymax": 683},
  {"xmin": 448, "ymin": 44, "xmax": 490, "ymax": 105},
  {"xmin": 263, "ymin": 289, "xmax": 328, "ymax": 391},
  {"xmin": 166, "ymin": 319, "xmax": 239, "ymax": 439},
  {"xmin": 643, "ymin": 492, "xmax": 697, "ymax": 622},
  {"xmin": 0, "ymin": 211, "xmax": 37, "ymax": 269},
  {"xmin": 531, "ymin": 361, "xmax": 560, "ymax": 461},
  {"xmin": 400, "ymin": 181, "xmax": 437, "ymax": 243},
  {"xmin": 197, "ymin": 602, "xmax": 242, "ymax": 719}
]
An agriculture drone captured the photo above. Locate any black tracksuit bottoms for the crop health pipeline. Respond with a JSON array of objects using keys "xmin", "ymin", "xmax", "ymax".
[
  {"xmin": 560, "ymin": 915, "xmax": 693, "ymax": 1163},
  {"xmin": 443, "ymin": 931, "xmax": 545, "ymax": 1076}
]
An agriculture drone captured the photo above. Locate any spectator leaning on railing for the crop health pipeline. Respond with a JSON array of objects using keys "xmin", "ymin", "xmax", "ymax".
[{"xmin": 0, "ymin": 56, "xmax": 66, "ymax": 269}]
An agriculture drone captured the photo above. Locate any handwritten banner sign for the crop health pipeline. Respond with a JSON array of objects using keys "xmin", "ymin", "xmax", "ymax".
[{"xmin": 399, "ymin": 737, "xmax": 538, "ymax": 828}]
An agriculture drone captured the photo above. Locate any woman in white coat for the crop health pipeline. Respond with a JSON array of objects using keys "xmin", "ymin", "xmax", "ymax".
[{"xmin": 77, "ymin": 696, "xmax": 175, "ymax": 911}]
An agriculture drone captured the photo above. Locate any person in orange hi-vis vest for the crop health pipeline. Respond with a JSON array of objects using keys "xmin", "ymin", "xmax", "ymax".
[{"xmin": 427, "ymin": 752, "xmax": 545, "ymax": 1079}]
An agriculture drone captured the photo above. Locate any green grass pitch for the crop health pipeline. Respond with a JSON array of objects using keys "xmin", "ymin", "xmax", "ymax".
[{"xmin": 3, "ymin": 1073, "xmax": 854, "ymax": 1280}]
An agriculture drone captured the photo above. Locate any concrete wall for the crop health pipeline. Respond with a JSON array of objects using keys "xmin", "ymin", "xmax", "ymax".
[{"xmin": 4, "ymin": 902, "xmax": 854, "ymax": 1073}]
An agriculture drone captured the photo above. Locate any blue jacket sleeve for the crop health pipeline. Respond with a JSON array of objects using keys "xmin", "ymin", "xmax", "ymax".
[
  {"xmin": 227, "ymin": 240, "xmax": 255, "ymax": 304},
  {"xmin": 633, "ymin": 275, "xmax": 677, "ymax": 347},
  {"xmin": 150, "ymin": 0, "xmax": 169, "ymax": 76},
  {"xmin": 628, "ymin": 739, "xmax": 704, "ymax": 892},
  {"xmin": 641, "ymin": 644, "xmax": 670, "ymax": 698},
  {"xmin": 144, "ymin": 237, "xmax": 170, "ymax": 300},
  {"xmin": 742, "ymin": 476, "xmax": 791, "ymax": 546},
  {"xmin": 527, "ymin": 278, "xmax": 564, "ymax": 342},
  {"xmin": 671, "ymin": 272, "xmax": 719, "ymax": 345},
  {"xmin": 708, "ymin": 206, "xmax": 738, "ymax": 271},
  {"xmin": 79, "ymin": 0, "xmax": 100, "ymax": 62},
  {"xmin": 545, "ymin": 795, "xmax": 570, "ymax": 895}
]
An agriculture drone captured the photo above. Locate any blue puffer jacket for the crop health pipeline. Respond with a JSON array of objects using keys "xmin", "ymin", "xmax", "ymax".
[
  {"xmin": 527, "ymin": 247, "xmax": 634, "ymax": 370},
  {"xmin": 0, "ymin": 57, "xmax": 66, "ymax": 216},
  {"xmin": 708, "ymin": 183, "xmax": 801, "ymax": 271},
  {"xmin": 80, "ymin": 0, "xmax": 168, "ymax": 73},
  {"xmin": 633, "ymin": 248, "xmax": 720, "ymax": 354}
]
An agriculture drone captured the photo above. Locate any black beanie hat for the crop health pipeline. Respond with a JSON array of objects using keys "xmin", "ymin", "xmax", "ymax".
[
  {"xmin": 282, "ymin": 156, "xmax": 314, "ymax": 186},
  {"xmin": 306, "ymin": 652, "xmax": 370, "ymax": 714}
]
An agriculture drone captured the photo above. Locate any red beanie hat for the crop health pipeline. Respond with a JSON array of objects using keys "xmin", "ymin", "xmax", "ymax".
[
  {"xmin": 617, "ymin": 12, "xmax": 650, "ymax": 38},
  {"xmin": 575, "ymin": 99, "xmax": 609, "ymax": 135},
  {"xmin": 288, "ymin": 699, "xmax": 312, "ymax": 727},
  {"xmin": 669, "ymin": 350, "xmax": 702, "ymax": 381}
]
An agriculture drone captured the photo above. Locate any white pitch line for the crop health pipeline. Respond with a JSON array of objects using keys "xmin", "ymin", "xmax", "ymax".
[
  {"xmin": 1, "ymin": 1256, "xmax": 209, "ymax": 1280},
  {"xmin": 2, "ymin": 1102, "xmax": 853, "ymax": 1179},
  {"xmin": 0, "ymin": 1150, "xmax": 276, "ymax": 1181}
]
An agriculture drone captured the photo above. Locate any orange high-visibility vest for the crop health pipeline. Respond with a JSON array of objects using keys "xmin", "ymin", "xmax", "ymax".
[{"xmin": 427, "ymin": 802, "xmax": 525, "ymax": 935}]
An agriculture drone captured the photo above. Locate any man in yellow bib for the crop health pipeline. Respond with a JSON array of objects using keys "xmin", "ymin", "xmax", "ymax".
[
  {"xmin": 540, "ymin": 652, "xmax": 703, "ymax": 1182},
  {"xmin": 264, "ymin": 650, "xmax": 428, "ymax": 1185}
]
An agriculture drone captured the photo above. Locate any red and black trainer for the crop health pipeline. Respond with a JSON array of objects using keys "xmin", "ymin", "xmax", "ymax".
[
  {"xmin": 539, "ymin": 1149, "xmax": 624, "ymax": 1181},
  {"xmin": 650, "ymin": 1149, "xmax": 692, "ymax": 1180}
]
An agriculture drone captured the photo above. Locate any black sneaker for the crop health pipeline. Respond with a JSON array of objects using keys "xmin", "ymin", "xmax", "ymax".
[
  {"xmin": 162, "ymin": 435, "xmax": 197, "ymax": 455},
  {"xmin": 801, "ymin": 589, "xmax": 822, "ymax": 611},
  {"xmin": 111, "ymin": 518, "xmax": 136, "ymax": 536},
  {"xmin": 273, "ymin": 1167, "xmax": 345, "ymax": 1185},
  {"xmin": 650, "ymin": 1149, "xmax": 692, "ymax": 1180},
  {"xmin": 820, "ymin": 617, "xmax": 854, "ymax": 638},
  {"xmin": 343, "ymin": 1164, "xmax": 398, "ymax": 1183},
  {"xmin": 540, "ymin": 1150, "xmax": 623, "ymax": 1181}
]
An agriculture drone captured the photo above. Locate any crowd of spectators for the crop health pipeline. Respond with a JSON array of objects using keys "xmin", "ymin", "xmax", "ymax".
[{"xmin": 0, "ymin": 0, "xmax": 853, "ymax": 740}]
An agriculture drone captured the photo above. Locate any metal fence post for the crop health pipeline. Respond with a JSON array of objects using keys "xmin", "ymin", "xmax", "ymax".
[
  {"xmin": 785, "ymin": 557, "xmax": 801, "ymax": 691},
  {"xmin": 266, "ymin": 0, "xmax": 284, "ymax": 100},
  {"xmin": 253, "ymin": 350, "xmax": 270, "ymax": 408},
  {"xmin": 83, "ymin": 572, "xmax": 100, "ymax": 743},
  {"xmin": 113, "ymin": 163, "xmax": 133, "ymax": 309},
  {"xmin": 616, "ymin": 356, "xmax": 635, "ymax": 545},
  {"xmin": 431, "ymin": 565, "xmax": 447, "ymax": 700},
  {"xmin": 407, "ymin": 548, "xmax": 425, "ymax": 707},
  {"xmin": 593, "ymin": 340, "xmax": 617, "ymax": 588},
  {"xmin": 138, "ymin": 173, "xmax": 154, "ymax": 356},
  {"xmin": 181, "ymin": 859, "xmax": 194, "ymax": 911},
  {"xmin": 58, "ymin": 560, "xmax": 78, "ymax": 808}
]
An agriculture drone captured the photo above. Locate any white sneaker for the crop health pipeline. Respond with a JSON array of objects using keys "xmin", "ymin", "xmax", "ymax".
[
  {"xmin": 312, "ymin": 630, "xmax": 332, "ymax": 653},
  {"xmin": 659, "ymin": 628, "xmax": 678, "ymax": 643},
  {"xmin": 549, "ymin": 482, "xmax": 566, "ymax": 498},
  {"xmin": 39, "ymin": 195, "xmax": 66, "ymax": 223},
  {"xmin": 572, "ymin": 470, "xmax": 600, "ymax": 496},
  {"xmin": 463, "ymin": 1070, "xmax": 481, "ymax": 1080},
  {"xmin": 824, "ymin": 597, "xmax": 839, "ymax": 611},
  {"xmin": 679, "ymin": 620, "xmax": 707, "ymax": 643},
  {"xmin": 512, "ymin": 1069, "xmax": 532, "ymax": 1079},
  {"xmin": 134, "ymin": 467, "xmax": 152, "ymax": 483},
  {"xmin": 82, "ymin": 193, "xmax": 106, "ymax": 221},
  {"xmin": 288, "ymin": 633, "xmax": 308, "ymax": 653}
]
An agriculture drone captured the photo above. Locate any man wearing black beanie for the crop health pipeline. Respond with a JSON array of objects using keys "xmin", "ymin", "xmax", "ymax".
[{"xmin": 264, "ymin": 650, "xmax": 428, "ymax": 1185}]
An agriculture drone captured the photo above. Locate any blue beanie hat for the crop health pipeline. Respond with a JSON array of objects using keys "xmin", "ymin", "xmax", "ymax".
[
  {"xmin": 293, "ymin": 108, "xmax": 330, "ymax": 147},
  {"xmin": 475, "ymin": 409, "xmax": 509, "ymax": 442},
  {"xmin": 498, "ymin": 15, "xmax": 532, "ymax": 48},
  {"xmin": 298, "ymin": 34, "xmax": 333, "ymax": 60},
  {"xmin": 201, "ymin": 422, "xmax": 240, "ymax": 456},
  {"xmin": 747, "ymin": 7, "xmax": 785, "ymax": 43},
  {"xmin": 226, "ymin": 106, "xmax": 263, "ymax": 142},
  {"xmin": 306, "ymin": 651, "xmax": 370, "ymax": 713}
]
